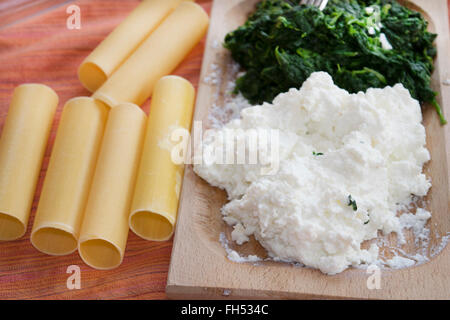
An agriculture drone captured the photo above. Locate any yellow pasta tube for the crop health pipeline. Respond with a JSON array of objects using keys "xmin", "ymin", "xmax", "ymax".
[
  {"xmin": 130, "ymin": 76, "xmax": 195, "ymax": 241},
  {"xmin": 93, "ymin": 1, "xmax": 209, "ymax": 108},
  {"xmin": 0, "ymin": 84, "xmax": 58, "ymax": 241},
  {"xmin": 78, "ymin": 103, "xmax": 146, "ymax": 270},
  {"xmin": 31, "ymin": 97, "xmax": 108, "ymax": 255},
  {"xmin": 78, "ymin": 0, "xmax": 192, "ymax": 92}
]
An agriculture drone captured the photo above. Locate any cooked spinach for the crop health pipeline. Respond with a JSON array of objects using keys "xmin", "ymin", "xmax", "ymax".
[
  {"xmin": 347, "ymin": 195, "xmax": 358, "ymax": 211},
  {"xmin": 224, "ymin": 0, "xmax": 446, "ymax": 124}
]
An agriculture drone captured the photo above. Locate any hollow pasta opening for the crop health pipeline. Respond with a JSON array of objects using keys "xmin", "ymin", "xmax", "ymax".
[
  {"xmin": 79, "ymin": 239, "xmax": 122, "ymax": 270},
  {"xmin": 0, "ymin": 212, "xmax": 25, "ymax": 241},
  {"xmin": 31, "ymin": 227, "xmax": 77, "ymax": 255},
  {"xmin": 130, "ymin": 210, "xmax": 173, "ymax": 241}
]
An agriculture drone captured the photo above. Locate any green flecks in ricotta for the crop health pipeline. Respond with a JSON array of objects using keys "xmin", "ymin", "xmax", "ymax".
[{"xmin": 194, "ymin": 72, "xmax": 431, "ymax": 275}]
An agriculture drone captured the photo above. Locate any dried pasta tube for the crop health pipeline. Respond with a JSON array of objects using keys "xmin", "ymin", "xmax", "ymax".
[
  {"xmin": 130, "ymin": 76, "xmax": 195, "ymax": 241},
  {"xmin": 78, "ymin": 0, "xmax": 192, "ymax": 92},
  {"xmin": 78, "ymin": 103, "xmax": 146, "ymax": 270},
  {"xmin": 0, "ymin": 84, "xmax": 58, "ymax": 241},
  {"xmin": 31, "ymin": 97, "xmax": 108, "ymax": 255},
  {"xmin": 93, "ymin": 1, "xmax": 209, "ymax": 107}
]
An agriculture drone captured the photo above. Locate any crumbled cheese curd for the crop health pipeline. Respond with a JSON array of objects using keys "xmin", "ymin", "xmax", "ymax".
[{"xmin": 194, "ymin": 72, "xmax": 431, "ymax": 275}]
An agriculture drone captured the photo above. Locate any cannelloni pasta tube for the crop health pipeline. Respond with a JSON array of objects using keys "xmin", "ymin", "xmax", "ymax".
[
  {"xmin": 78, "ymin": 0, "xmax": 191, "ymax": 92},
  {"xmin": 0, "ymin": 84, "xmax": 58, "ymax": 241},
  {"xmin": 130, "ymin": 76, "xmax": 195, "ymax": 241},
  {"xmin": 78, "ymin": 103, "xmax": 146, "ymax": 270},
  {"xmin": 31, "ymin": 97, "xmax": 108, "ymax": 255},
  {"xmin": 93, "ymin": 1, "xmax": 209, "ymax": 108}
]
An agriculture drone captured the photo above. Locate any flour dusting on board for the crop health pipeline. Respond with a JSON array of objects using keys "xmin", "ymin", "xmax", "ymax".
[
  {"xmin": 202, "ymin": 44, "xmax": 249, "ymax": 128},
  {"xmin": 219, "ymin": 232, "xmax": 262, "ymax": 264},
  {"xmin": 201, "ymin": 38, "xmax": 449, "ymax": 274}
]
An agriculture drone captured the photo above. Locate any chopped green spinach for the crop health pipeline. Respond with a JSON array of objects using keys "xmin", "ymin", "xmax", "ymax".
[
  {"xmin": 347, "ymin": 195, "xmax": 358, "ymax": 211},
  {"xmin": 224, "ymin": 0, "xmax": 446, "ymax": 124}
]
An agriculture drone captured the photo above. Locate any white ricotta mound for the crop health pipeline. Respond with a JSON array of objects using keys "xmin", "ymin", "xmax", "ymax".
[{"xmin": 194, "ymin": 72, "xmax": 431, "ymax": 275}]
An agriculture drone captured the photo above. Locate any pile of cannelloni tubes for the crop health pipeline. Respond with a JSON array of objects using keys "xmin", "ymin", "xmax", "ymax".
[{"xmin": 0, "ymin": 0, "xmax": 209, "ymax": 270}]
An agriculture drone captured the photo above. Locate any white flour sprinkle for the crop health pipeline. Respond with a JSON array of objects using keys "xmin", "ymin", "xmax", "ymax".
[
  {"xmin": 222, "ymin": 289, "xmax": 231, "ymax": 296},
  {"xmin": 219, "ymin": 232, "xmax": 262, "ymax": 263},
  {"xmin": 386, "ymin": 256, "xmax": 416, "ymax": 269}
]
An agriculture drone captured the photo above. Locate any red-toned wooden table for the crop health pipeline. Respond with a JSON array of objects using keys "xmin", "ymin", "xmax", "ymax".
[
  {"xmin": 0, "ymin": 0, "xmax": 210, "ymax": 300},
  {"xmin": 0, "ymin": 0, "xmax": 449, "ymax": 300}
]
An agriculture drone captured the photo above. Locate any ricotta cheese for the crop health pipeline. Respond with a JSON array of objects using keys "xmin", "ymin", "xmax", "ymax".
[
  {"xmin": 194, "ymin": 72, "xmax": 431, "ymax": 275},
  {"xmin": 379, "ymin": 33, "xmax": 393, "ymax": 50}
]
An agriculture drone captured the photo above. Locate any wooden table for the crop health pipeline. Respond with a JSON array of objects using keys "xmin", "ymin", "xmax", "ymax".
[
  {"xmin": 0, "ymin": 0, "xmax": 449, "ymax": 300},
  {"xmin": 0, "ymin": 0, "xmax": 210, "ymax": 300}
]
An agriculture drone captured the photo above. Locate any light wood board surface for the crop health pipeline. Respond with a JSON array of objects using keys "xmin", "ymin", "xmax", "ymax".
[
  {"xmin": 0, "ymin": 0, "xmax": 211, "ymax": 300},
  {"xmin": 167, "ymin": 0, "xmax": 450, "ymax": 300}
]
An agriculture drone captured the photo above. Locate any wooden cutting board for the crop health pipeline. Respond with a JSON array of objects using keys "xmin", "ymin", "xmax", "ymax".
[
  {"xmin": 0, "ymin": 0, "xmax": 211, "ymax": 300},
  {"xmin": 167, "ymin": 0, "xmax": 450, "ymax": 299}
]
